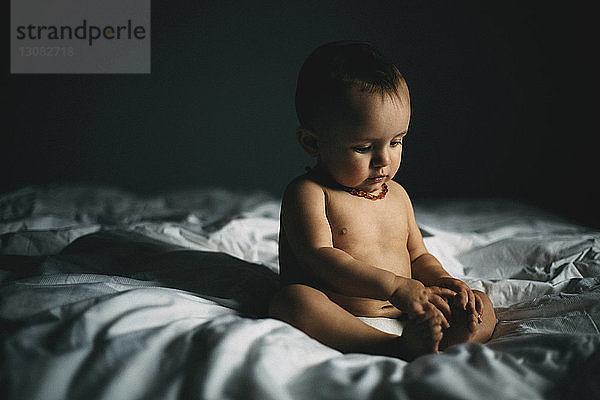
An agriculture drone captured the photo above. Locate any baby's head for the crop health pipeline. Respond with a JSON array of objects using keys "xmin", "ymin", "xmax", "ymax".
[{"xmin": 295, "ymin": 41, "xmax": 411, "ymax": 193}]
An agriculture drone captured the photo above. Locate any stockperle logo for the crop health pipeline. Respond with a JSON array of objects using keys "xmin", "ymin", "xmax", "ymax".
[{"xmin": 11, "ymin": 0, "xmax": 150, "ymax": 74}]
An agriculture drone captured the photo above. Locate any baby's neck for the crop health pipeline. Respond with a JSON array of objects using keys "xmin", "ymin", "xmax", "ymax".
[
  {"xmin": 305, "ymin": 162, "xmax": 341, "ymax": 190},
  {"xmin": 343, "ymin": 183, "xmax": 388, "ymax": 200}
]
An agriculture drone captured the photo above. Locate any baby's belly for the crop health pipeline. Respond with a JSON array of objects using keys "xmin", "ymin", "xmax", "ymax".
[
  {"xmin": 324, "ymin": 290, "xmax": 406, "ymax": 318},
  {"xmin": 337, "ymin": 236, "xmax": 412, "ymax": 278},
  {"xmin": 326, "ymin": 244, "xmax": 411, "ymax": 317}
]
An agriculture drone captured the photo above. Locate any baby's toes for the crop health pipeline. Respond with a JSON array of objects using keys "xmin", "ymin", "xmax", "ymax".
[
  {"xmin": 426, "ymin": 312, "xmax": 443, "ymax": 328},
  {"xmin": 432, "ymin": 325, "xmax": 444, "ymax": 353},
  {"xmin": 423, "ymin": 314, "xmax": 443, "ymax": 348},
  {"xmin": 433, "ymin": 323, "xmax": 443, "ymax": 340}
]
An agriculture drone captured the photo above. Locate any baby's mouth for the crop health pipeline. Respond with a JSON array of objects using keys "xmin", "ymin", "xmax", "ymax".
[{"xmin": 366, "ymin": 175, "xmax": 387, "ymax": 182}]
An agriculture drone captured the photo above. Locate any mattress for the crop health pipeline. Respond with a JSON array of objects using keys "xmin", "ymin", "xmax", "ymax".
[{"xmin": 1, "ymin": 184, "xmax": 599, "ymax": 399}]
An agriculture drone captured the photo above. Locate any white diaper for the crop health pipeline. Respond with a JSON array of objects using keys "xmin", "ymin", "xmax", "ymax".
[{"xmin": 357, "ymin": 316, "xmax": 405, "ymax": 336}]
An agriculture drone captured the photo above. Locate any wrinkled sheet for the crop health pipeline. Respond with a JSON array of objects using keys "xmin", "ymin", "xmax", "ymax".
[{"xmin": 1, "ymin": 185, "xmax": 599, "ymax": 400}]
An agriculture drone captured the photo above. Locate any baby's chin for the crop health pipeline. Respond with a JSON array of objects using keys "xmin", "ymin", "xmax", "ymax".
[
  {"xmin": 348, "ymin": 179, "xmax": 389, "ymax": 193},
  {"xmin": 363, "ymin": 176, "xmax": 391, "ymax": 190},
  {"xmin": 326, "ymin": 170, "xmax": 389, "ymax": 192}
]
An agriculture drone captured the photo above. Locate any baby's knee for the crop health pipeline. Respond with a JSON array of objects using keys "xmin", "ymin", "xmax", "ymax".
[{"xmin": 474, "ymin": 290, "xmax": 495, "ymax": 315}]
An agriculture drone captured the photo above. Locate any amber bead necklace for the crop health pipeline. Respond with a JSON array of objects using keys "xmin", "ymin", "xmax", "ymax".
[
  {"xmin": 343, "ymin": 183, "xmax": 388, "ymax": 200},
  {"xmin": 305, "ymin": 165, "xmax": 389, "ymax": 201}
]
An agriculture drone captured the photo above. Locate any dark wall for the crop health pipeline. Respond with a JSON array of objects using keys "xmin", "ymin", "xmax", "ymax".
[{"xmin": 5, "ymin": 2, "xmax": 597, "ymax": 227}]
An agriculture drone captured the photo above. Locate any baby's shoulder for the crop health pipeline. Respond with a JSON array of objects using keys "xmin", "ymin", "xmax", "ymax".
[
  {"xmin": 284, "ymin": 174, "xmax": 323, "ymax": 194},
  {"xmin": 282, "ymin": 174, "xmax": 326, "ymax": 206},
  {"xmin": 387, "ymin": 180, "xmax": 411, "ymax": 201}
]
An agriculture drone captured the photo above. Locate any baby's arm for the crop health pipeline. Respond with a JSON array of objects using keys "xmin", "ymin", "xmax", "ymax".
[
  {"xmin": 401, "ymin": 188, "xmax": 483, "ymax": 327},
  {"xmin": 282, "ymin": 179, "xmax": 451, "ymax": 321}
]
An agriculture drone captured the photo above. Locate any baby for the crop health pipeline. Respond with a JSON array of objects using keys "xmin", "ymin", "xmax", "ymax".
[{"xmin": 269, "ymin": 41, "xmax": 496, "ymax": 360}]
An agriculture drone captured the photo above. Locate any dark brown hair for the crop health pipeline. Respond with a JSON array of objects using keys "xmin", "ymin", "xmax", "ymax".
[{"xmin": 295, "ymin": 41, "xmax": 407, "ymax": 131}]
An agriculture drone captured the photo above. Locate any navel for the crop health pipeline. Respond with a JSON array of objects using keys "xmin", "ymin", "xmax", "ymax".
[{"xmin": 340, "ymin": 227, "xmax": 348, "ymax": 235}]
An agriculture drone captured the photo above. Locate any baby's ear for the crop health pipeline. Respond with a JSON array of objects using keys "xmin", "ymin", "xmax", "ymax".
[{"xmin": 296, "ymin": 127, "xmax": 319, "ymax": 157}]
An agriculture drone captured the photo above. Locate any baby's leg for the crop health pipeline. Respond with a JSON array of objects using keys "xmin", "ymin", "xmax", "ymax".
[
  {"xmin": 439, "ymin": 290, "xmax": 496, "ymax": 350},
  {"xmin": 269, "ymin": 284, "xmax": 442, "ymax": 361}
]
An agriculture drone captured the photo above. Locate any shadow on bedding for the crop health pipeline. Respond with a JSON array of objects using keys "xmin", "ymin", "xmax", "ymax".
[{"xmin": 2, "ymin": 230, "xmax": 279, "ymax": 317}]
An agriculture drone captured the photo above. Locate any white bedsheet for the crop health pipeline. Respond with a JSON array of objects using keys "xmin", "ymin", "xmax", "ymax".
[{"xmin": 1, "ymin": 185, "xmax": 598, "ymax": 399}]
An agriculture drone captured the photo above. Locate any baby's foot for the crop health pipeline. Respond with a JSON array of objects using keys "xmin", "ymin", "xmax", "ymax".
[
  {"xmin": 439, "ymin": 294, "xmax": 490, "ymax": 350},
  {"xmin": 439, "ymin": 307, "xmax": 474, "ymax": 350},
  {"xmin": 394, "ymin": 310, "xmax": 443, "ymax": 361}
]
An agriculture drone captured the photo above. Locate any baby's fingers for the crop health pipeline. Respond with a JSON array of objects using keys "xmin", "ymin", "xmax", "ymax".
[
  {"xmin": 430, "ymin": 286, "xmax": 456, "ymax": 301},
  {"xmin": 458, "ymin": 290, "xmax": 469, "ymax": 311},
  {"xmin": 408, "ymin": 301, "xmax": 426, "ymax": 317},
  {"xmin": 467, "ymin": 289, "xmax": 477, "ymax": 314},
  {"xmin": 420, "ymin": 307, "xmax": 449, "ymax": 331},
  {"xmin": 437, "ymin": 309, "xmax": 450, "ymax": 330},
  {"xmin": 428, "ymin": 296, "xmax": 451, "ymax": 327}
]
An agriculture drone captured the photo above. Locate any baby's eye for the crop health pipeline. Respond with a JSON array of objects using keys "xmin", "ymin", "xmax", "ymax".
[
  {"xmin": 353, "ymin": 146, "xmax": 371, "ymax": 153},
  {"xmin": 390, "ymin": 138, "xmax": 403, "ymax": 147}
]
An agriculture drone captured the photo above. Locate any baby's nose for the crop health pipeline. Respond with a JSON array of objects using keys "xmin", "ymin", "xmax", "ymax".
[{"xmin": 372, "ymin": 149, "xmax": 391, "ymax": 167}]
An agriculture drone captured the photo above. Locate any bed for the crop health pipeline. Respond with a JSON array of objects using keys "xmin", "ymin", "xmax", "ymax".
[{"xmin": 1, "ymin": 184, "xmax": 599, "ymax": 400}]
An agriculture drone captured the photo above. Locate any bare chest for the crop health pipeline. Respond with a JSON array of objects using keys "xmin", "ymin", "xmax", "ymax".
[{"xmin": 324, "ymin": 190, "xmax": 409, "ymax": 271}]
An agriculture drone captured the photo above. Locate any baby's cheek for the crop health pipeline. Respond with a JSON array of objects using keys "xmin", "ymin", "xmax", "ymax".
[
  {"xmin": 332, "ymin": 160, "xmax": 364, "ymax": 185},
  {"xmin": 347, "ymin": 158, "xmax": 369, "ymax": 174}
]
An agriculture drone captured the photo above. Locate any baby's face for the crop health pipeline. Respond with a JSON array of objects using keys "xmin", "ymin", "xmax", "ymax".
[{"xmin": 316, "ymin": 88, "xmax": 410, "ymax": 193}]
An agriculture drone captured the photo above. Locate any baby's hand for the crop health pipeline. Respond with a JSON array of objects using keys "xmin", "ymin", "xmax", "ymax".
[
  {"xmin": 432, "ymin": 277, "xmax": 483, "ymax": 330},
  {"xmin": 389, "ymin": 277, "xmax": 452, "ymax": 328}
]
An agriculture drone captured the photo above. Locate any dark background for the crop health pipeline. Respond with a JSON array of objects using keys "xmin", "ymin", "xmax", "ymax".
[{"xmin": 5, "ymin": 2, "xmax": 598, "ymax": 227}]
